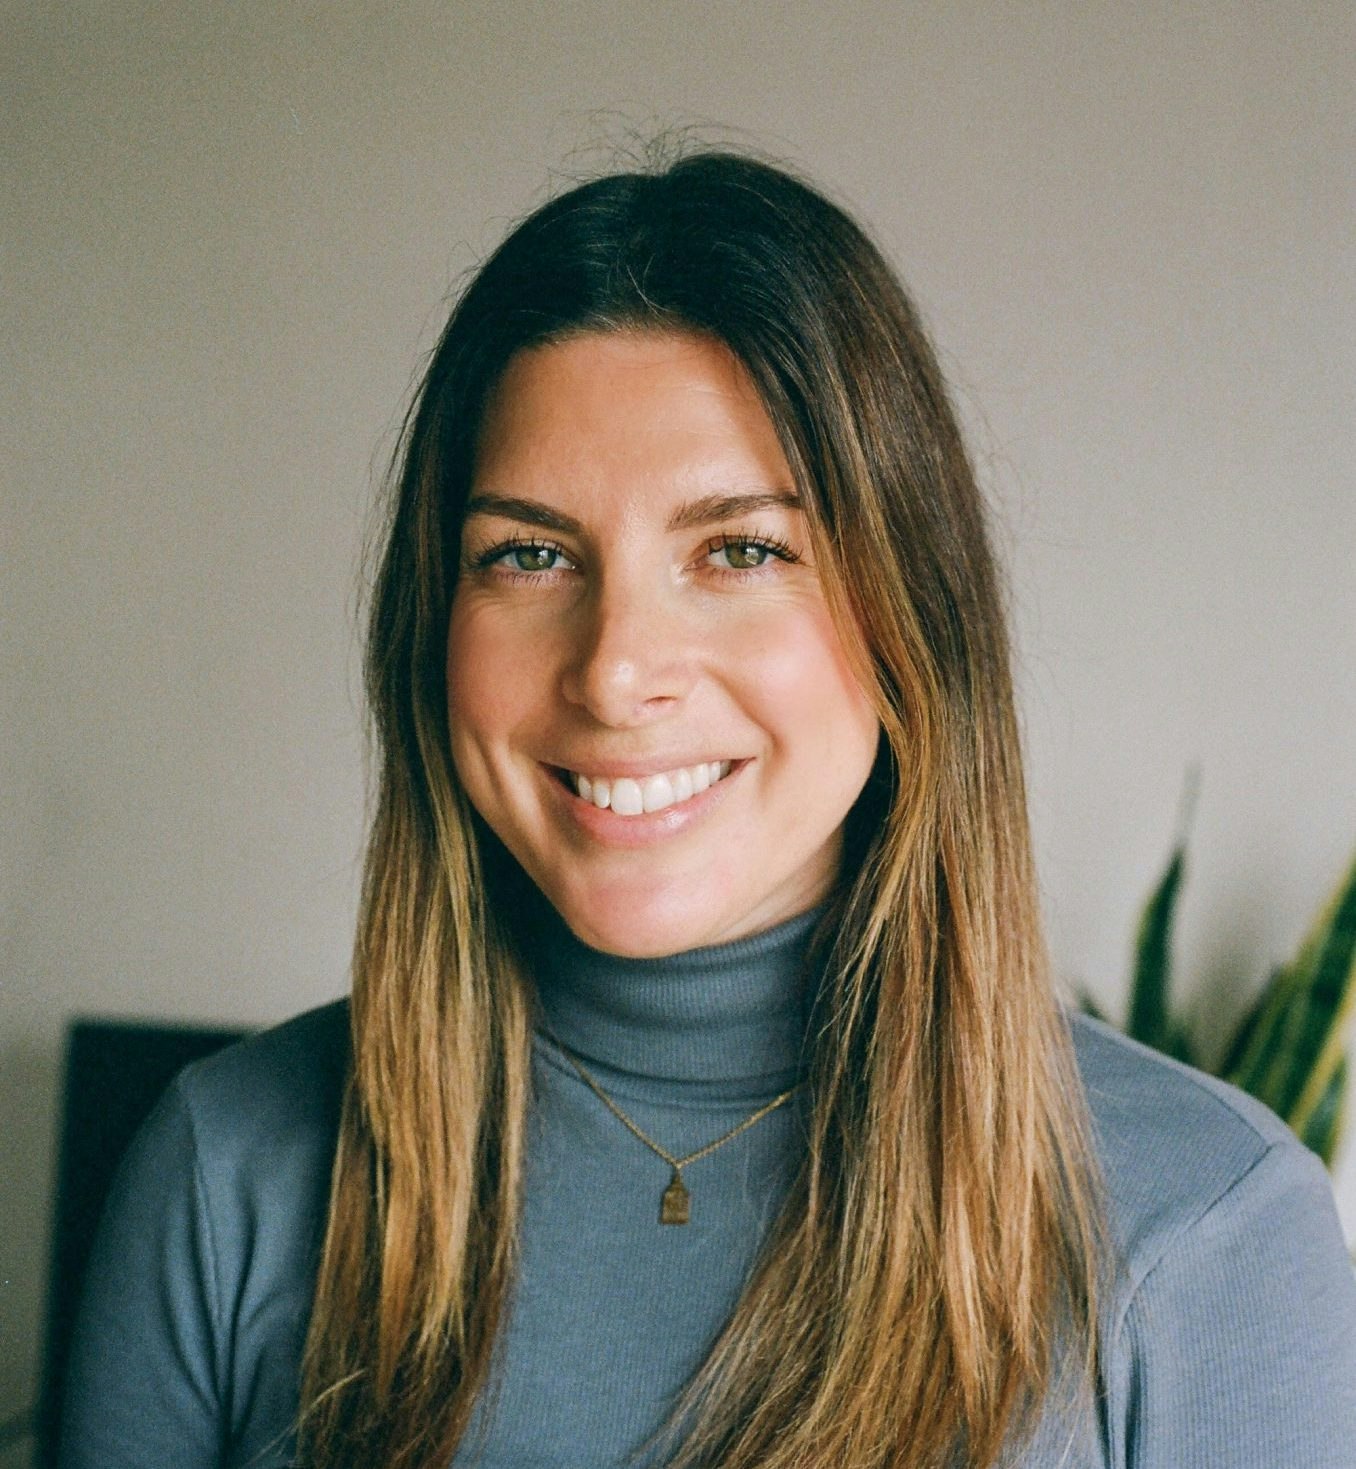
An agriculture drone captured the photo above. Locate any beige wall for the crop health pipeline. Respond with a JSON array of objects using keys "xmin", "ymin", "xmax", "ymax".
[{"xmin": 3, "ymin": 0, "xmax": 1352, "ymax": 1440}]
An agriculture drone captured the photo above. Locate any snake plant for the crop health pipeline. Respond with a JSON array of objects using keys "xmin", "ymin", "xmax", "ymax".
[{"xmin": 1088, "ymin": 843, "xmax": 1356, "ymax": 1167}]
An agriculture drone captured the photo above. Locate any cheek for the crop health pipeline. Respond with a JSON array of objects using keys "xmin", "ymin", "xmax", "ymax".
[
  {"xmin": 445, "ymin": 601, "xmax": 535, "ymax": 770},
  {"xmin": 738, "ymin": 603, "xmax": 878, "ymax": 758}
]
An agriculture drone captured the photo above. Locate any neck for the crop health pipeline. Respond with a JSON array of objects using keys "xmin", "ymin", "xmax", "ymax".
[{"xmin": 525, "ymin": 892, "xmax": 827, "ymax": 1096}]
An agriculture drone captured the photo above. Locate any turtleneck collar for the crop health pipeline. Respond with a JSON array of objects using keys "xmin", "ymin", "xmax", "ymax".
[{"xmin": 525, "ymin": 895, "xmax": 827, "ymax": 1095}]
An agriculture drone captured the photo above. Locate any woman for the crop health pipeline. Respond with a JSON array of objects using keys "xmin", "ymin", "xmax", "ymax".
[{"xmin": 62, "ymin": 150, "xmax": 1356, "ymax": 1468}]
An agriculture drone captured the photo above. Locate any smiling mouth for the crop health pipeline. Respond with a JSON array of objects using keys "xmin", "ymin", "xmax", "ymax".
[{"xmin": 554, "ymin": 760, "xmax": 736, "ymax": 815}]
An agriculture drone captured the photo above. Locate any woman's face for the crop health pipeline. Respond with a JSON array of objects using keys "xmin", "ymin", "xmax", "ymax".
[{"xmin": 447, "ymin": 330, "xmax": 880, "ymax": 957}]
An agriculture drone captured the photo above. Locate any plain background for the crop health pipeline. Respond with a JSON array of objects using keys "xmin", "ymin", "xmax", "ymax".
[{"xmin": 3, "ymin": 0, "xmax": 1353, "ymax": 1445}]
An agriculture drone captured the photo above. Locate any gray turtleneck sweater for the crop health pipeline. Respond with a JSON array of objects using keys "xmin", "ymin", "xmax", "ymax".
[{"xmin": 60, "ymin": 907, "xmax": 1356, "ymax": 1467}]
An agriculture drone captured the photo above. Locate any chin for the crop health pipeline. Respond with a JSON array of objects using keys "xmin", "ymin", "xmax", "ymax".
[
  {"xmin": 545, "ymin": 881, "xmax": 736, "ymax": 959},
  {"xmin": 561, "ymin": 913, "xmax": 720, "ymax": 961}
]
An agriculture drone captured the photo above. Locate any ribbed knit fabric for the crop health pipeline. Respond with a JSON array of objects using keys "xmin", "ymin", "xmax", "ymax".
[
  {"xmin": 462, "ymin": 899, "xmax": 822, "ymax": 1464},
  {"xmin": 59, "ymin": 909, "xmax": 1356, "ymax": 1468}
]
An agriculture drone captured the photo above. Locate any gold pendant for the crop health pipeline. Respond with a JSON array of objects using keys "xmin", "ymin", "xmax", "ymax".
[{"xmin": 660, "ymin": 1170, "xmax": 690, "ymax": 1225}]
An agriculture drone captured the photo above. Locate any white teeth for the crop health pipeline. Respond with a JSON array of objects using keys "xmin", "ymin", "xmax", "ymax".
[
  {"xmin": 610, "ymin": 778, "xmax": 644, "ymax": 816},
  {"xmin": 641, "ymin": 773, "xmax": 674, "ymax": 813},
  {"xmin": 568, "ymin": 759, "xmax": 734, "ymax": 814}
]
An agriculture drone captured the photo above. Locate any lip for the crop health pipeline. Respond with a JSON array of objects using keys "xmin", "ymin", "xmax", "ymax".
[{"xmin": 543, "ymin": 758, "xmax": 749, "ymax": 848}]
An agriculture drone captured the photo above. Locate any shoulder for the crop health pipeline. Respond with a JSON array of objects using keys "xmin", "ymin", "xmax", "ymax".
[
  {"xmin": 159, "ymin": 999, "xmax": 350, "ymax": 1205},
  {"xmin": 150, "ymin": 999, "xmax": 351, "ymax": 1320},
  {"xmin": 1069, "ymin": 1015, "xmax": 1356, "ymax": 1462},
  {"xmin": 171, "ymin": 998, "xmax": 350, "ymax": 1132},
  {"xmin": 1068, "ymin": 1011, "xmax": 1324, "ymax": 1291}
]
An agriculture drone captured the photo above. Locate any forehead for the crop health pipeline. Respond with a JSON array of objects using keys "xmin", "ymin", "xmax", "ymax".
[{"xmin": 471, "ymin": 330, "xmax": 796, "ymax": 513}]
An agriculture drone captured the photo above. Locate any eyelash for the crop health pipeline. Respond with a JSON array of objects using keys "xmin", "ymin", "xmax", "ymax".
[
  {"xmin": 468, "ymin": 537, "xmax": 574, "ymax": 579},
  {"xmin": 468, "ymin": 531, "xmax": 801, "ymax": 581},
  {"xmin": 705, "ymin": 531, "xmax": 800, "ymax": 572}
]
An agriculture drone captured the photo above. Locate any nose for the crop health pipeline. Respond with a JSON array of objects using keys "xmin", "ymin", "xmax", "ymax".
[{"xmin": 559, "ymin": 573, "xmax": 698, "ymax": 727}]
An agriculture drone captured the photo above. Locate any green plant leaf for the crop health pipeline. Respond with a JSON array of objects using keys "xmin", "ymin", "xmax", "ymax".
[
  {"xmin": 1218, "ymin": 965, "xmax": 1288, "ymax": 1078},
  {"xmin": 1224, "ymin": 851, "xmax": 1356, "ymax": 1138},
  {"xmin": 1163, "ymin": 1022, "xmax": 1197, "ymax": 1068},
  {"xmin": 1116, "ymin": 819, "xmax": 1353, "ymax": 1172},
  {"xmin": 1221, "ymin": 964, "xmax": 1304, "ymax": 1096},
  {"xmin": 1077, "ymin": 990, "xmax": 1108, "ymax": 1024},
  {"xmin": 1128, "ymin": 844, "xmax": 1185, "ymax": 1053},
  {"xmin": 1272, "ymin": 852, "xmax": 1356, "ymax": 1129},
  {"xmin": 1299, "ymin": 1056, "xmax": 1346, "ymax": 1167}
]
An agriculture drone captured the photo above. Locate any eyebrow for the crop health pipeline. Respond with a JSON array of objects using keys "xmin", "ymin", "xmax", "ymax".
[{"xmin": 463, "ymin": 489, "xmax": 804, "ymax": 535}]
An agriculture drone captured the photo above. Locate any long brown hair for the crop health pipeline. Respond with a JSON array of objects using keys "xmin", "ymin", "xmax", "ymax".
[{"xmin": 298, "ymin": 149, "xmax": 1106, "ymax": 1468}]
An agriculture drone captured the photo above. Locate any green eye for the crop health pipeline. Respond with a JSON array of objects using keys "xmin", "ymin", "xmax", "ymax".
[
  {"xmin": 706, "ymin": 533, "xmax": 798, "ymax": 572},
  {"xmin": 720, "ymin": 541, "xmax": 770, "ymax": 569},
  {"xmin": 510, "ymin": 544, "xmax": 560, "ymax": 572},
  {"xmin": 471, "ymin": 538, "xmax": 574, "ymax": 575}
]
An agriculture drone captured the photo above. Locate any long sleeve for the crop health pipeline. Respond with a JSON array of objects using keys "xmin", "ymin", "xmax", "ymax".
[
  {"xmin": 1109, "ymin": 1139, "xmax": 1356, "ymax": 1468},
  {"xmin": 59, "ymin": 1078, "xmax": 225, "ymax": 1468}
]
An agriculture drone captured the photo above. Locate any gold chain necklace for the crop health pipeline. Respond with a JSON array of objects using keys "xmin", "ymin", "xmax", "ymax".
[{"xmin": 540, "ymin": 1027, "xmax": 802, "ymax": 1225}]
